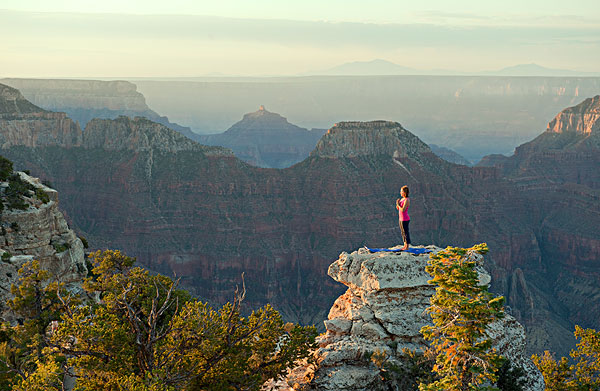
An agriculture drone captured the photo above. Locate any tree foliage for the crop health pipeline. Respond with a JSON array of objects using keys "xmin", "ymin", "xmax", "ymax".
[
  {"xmin": 419, "ymin": 243, "xmax": 505, "ymax": 391},
  {"xmin": 532, "ymin": 326, "xmax": 600, "ymax": 390},
  {"xmin": 0, "ymin": 260, "xmax": 72, "ymax": 390},
  {"xmin": 0, "ymin": 251, "xmax": 317, "ymax": 390}
]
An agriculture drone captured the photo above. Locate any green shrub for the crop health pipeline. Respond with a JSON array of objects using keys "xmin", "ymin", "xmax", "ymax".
[
  {"xmin": 1, "ymin": 252, "xmax": 11, "ymax": 262},
  {"xmin": 52, "ymin": 242, "xmax": 70, "ymax": 253},
  {"xmin": 10, "ymin": 222, "xmax": 19, "ymax": 231},
  {"xmin": 79, "ymin": 236, "xmax": 89, "ymax": 249},
  {"xmin": 496, "ymin": 359, "xmax": 527, "ymax": 391},
  {"xmin": 35, "ymin": 188, "xmax": 50, "ymax": 204},
  {"xmin": 7, "ymin": 199, "xmax": 28, "ymax": 211},
  {"xmin": 5, "ymin": 174, "xmax": 34, "ymax": 211},
  {"xmin": 0, "ymin": 156, "xmax": 13, "ymax": 181}
]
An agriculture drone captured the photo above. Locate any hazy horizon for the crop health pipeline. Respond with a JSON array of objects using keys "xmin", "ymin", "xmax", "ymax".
[{"xmin": 1, "ymin": 1, "xmax": 599, "ymax": 78}]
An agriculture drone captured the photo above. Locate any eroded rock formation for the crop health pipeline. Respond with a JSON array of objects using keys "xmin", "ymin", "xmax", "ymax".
[
  {"xmin": 268, "ymin": 246, "xmax": 543, "ymax": 390},
  {"xmin": 2, "ymin": 83, "xmax": 599, "ymax": 357},
  {"xmin": 477, "ymin": 95, "xmax": 600, "ymax": 356},
  {"xmin": 0, "ymin": 171, "xmax": 87, "ymax": 321},
  {"xmin": 0, "ymin": 78, "xmax": 197, "ymax": 139},
  {"xmin": 198, "ymin": 106, "xmax": 325, "ymax": 168}
]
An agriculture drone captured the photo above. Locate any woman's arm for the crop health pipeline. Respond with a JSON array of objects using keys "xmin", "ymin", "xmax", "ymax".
[
  {"xmin": 396, "ymin": 198, "xmax": 401, "ymax": 210},
  {"xmin": 399, "ymin": 198, "xmax": 410, "ymax": 212}
]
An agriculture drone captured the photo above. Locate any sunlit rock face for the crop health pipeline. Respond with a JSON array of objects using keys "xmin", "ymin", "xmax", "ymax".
[
  {"xmin": 0, "ymin": 172, "xmax": 87, "ymax": 322},
  {"xmin": 546, "ymin": 95, "xmax": 600, "ymax": 136},
  {"xmin": 477, "ymin": 96, "xmax": 600, "ymax": 356},
  {"xmin": 268, "ymin": 246, "xmax": 544, "ymax": 391}
]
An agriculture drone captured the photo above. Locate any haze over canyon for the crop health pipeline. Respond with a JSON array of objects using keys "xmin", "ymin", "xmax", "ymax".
[{"xmin": 1, "ymin": 80, "xmax": 599, "ymax": 359}]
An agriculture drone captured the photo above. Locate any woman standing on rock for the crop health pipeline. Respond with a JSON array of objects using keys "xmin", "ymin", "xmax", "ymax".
[{"xmin": 396, "ymin": 185, "xmax": 411, "ymax": 250}]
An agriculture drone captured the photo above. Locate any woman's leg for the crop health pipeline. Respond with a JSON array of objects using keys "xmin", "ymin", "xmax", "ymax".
[
  {"xmin": 403, "ymin": 220, "xmax": 411, "ymax": 246},
  {"xmin": 400, "ymin": 220, "xmax": 409, "ymax": 249}
]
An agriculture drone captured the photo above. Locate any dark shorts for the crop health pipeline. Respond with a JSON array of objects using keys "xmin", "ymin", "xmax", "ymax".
[{"xmin": 400, "ymin": 220, "xmax": 411, "ymax": 245}]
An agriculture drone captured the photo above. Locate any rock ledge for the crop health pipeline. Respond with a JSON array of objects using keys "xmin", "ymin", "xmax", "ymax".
[{"xmin": 268, "ymin": 245, "xmax": 544, "ymax": 391}]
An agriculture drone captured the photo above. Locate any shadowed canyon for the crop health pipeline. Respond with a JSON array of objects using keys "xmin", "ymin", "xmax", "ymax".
[{"xmin": 1, "ymin": 82, "xmax": 599, "ymax": 358}]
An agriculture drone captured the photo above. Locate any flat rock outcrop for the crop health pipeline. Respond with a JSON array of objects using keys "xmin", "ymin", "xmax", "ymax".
[
  {"xmin": 271, "ymin": 246, "xmax": 543, "ymax": 391},
  {"xmin": 0, "ymin": 171, "xmax": 87, "ymax": 321}
]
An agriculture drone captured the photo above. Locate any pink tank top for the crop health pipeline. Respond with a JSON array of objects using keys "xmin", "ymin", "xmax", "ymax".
[{"xmin": 399, "ymin": 198, "xmax": 410, "ymax": 221}]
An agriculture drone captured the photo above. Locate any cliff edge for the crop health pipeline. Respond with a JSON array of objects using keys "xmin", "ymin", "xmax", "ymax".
[
  {"xmin": 270, "ymin": 245, "xmax": 544, "ymax": 391},
  {"xmin": 0, "ymin": 169, "xmax": 88, "ymax": 322}
]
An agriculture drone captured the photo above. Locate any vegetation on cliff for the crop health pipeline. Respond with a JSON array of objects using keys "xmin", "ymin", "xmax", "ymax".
[
  {"xmin": 532, "ymin": 326, "xmax": 600, "ymax": 390},
  {"xmin": 0, "ymin": 251, "xmax": 317, "ymax": 390},
  {"xmin": 420, "ymin": 244, "xmax": 507, "ymax": 390},
  {"xmin": 0, "ymin": 155, "xmax": 49, "ymax": 212}
]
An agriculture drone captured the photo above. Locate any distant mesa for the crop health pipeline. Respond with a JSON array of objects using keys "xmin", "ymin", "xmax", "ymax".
[
  {"xmin": 0, "ymin": 78, "xmax": 197, "ymax": 140},
  {"xmin": 486, "ymin": 63, "xmax": 600, "ymax": 77},
  {"xmin": 0, "ymin": 84, "xmax": 47, "ymax": 116},
  {"xmin": 312, "ymin": 120, "xmax": 430, "ymax": 160},
  {"xmin": 305, "ymin": 60, "xmax": 599, "ymax": 77},
  {"xmin": 307, "ymin": 59, "xmax": 421, "ymax": 76}
]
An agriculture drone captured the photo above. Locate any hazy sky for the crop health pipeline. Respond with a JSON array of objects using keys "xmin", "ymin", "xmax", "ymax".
[{"xmin": 1, "ymin": 0, "xmax": 599, "ymax": 77}]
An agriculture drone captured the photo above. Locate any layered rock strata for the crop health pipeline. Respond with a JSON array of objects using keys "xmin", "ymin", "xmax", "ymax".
[
  {"xmin": 272, "ymin": 246, "xmax": 544, "ymax": 391},
  {"xmin": 2, "ymin": 84, "xmax": 599, "ymax": 357},
  {"xmin": 198, "ymin": 106, "xmax": 325, "ymax": 168},
  {"xmin": 0, "ymin": 172, "xmax": 87, "ymax": 321},
  {"xmin": 0, "ymin": 78, "xmax": 196, "ymax": 139},
  {"xmin": 477, "ymin": 96, "xmax": 600, "ymax": 355}
]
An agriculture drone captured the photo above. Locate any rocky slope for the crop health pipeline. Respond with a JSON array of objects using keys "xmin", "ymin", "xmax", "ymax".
[
  {"xmin": 0, "ymin": 165, "xmax": 87, "ymax": 322},
  {"xmin": 0, "ymin": 84, "xmax": 82, "ymax": 148},
  {"xmin": 0, "ymin": 78, "xmax": 197, "ymax": 140},
  {"xmin": 1, "ymin": 84, "xmax": 598, "ymax": 357},
  {"xmin": 546, "ymin": 95, "xmax": 600, "ymax": 136},
  {"xmin": 429, "ymin": 144, "xmax": 471, "ymax": 165},
  {"xmin": 197, "ymin": 106, "xmax": 325, "ymax": 168},
  {"xmin": 476, "ymin": 96, "xmax": 600, "ymax": 356},
  {"xmin": 268, "ymin": 246, "xmax": 544, "ymax": 390}
]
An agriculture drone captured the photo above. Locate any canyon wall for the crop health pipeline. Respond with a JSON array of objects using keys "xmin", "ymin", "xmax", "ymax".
[{"xmin": 2, "ymin": 83, "xmax": 599, "ymax": 357}]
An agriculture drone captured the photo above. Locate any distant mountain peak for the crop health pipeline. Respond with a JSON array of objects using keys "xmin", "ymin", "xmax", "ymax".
[
  {"xmin": 229, "ymin": 106, "xmax": 298, "ymax": 132},
  {"xmin": 243, "ymin": 105, "xmax": 280, "ymax": 119}
]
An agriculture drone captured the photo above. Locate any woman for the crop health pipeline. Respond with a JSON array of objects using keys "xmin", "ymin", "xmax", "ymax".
[{"xmin": 396, "ymin": 185, "xmax": 411, "ymax": 250}]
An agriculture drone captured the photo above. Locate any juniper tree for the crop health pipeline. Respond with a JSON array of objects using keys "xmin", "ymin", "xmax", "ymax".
[
  {"xmin": 0, "ymin": 251, "xmax": 317, "ymax": 390},
  {"xmin": 532, "ymin": 326, "xmax": 600, "ymax": 390},
  {"xmin": 419, "ymin": 244, "xmax": 505, "ymax": 391}
]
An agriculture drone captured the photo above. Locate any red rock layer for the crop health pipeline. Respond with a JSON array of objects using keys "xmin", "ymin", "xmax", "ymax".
[{"xmin": 2, "ymin": 90, "xmax": 600, "ymax": 357}]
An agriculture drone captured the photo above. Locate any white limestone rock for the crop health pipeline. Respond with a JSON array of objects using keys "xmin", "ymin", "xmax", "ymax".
[
  {"xmin": 0, "ymin": 172, "xmax": 88, "ymax": 322},
  {"xmin": 269, "ymin": 245, "xmax": 544, "ymax": 391}
]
